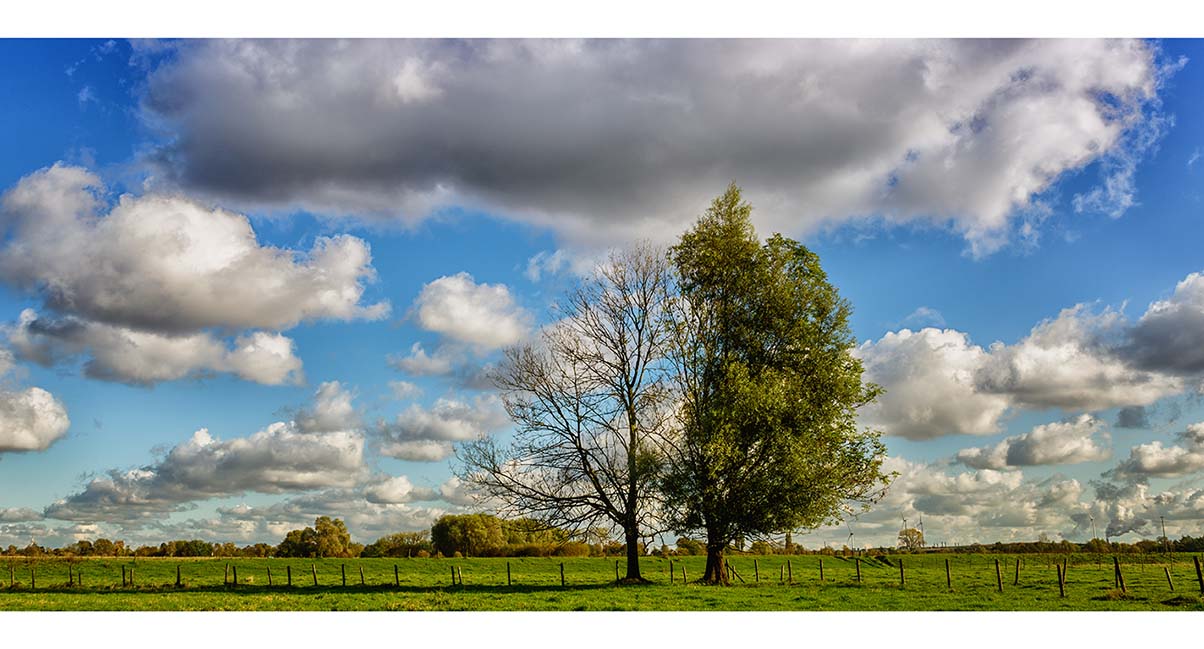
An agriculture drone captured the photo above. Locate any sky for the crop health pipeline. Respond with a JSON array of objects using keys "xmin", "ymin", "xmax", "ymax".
[{"xmin": 2, "ymin": 38, "xmax": 1204, "ymax": 550}]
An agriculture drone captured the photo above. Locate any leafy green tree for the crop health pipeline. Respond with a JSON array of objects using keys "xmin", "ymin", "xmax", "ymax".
[
  {"xmin": 361, "ymin": 532, "xmax": 432, "ymax": 558},
  {"xmin": 459, "ymin": 245, "xmax": 675, "ymax": 582},
  {"xmin": 314, "ymin": 516, "xmax": 353, "ymax": 557},
  {"xmin": 661, "ymin": 184, "xmax": 890, "ymax": 584},
  {"xmin": 897, "ymin": 527, "xmax": 924, "ymax": 551},
  {"xmin": 430, "ymin": 514, "xmax": 506, "ymax": 557}
]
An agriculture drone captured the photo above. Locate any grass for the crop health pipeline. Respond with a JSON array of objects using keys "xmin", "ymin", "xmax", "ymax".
[{"xmin": 1, "ymin": 553, "xmax": 1202, "ymax": 611}]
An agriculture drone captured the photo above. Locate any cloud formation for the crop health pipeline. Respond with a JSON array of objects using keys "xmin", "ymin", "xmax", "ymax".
[
  {"xmin": 0, "ymin": 164, "xmax": 388, "ymax": 385},
  {"xmin": 854, "ymin": 328, "xmax": 1010, "ymax": 439},
  {"xmin": 0, "ymin": 348, "xmax": 71, "ymax": 454},
  {"xmin": 139, "ymin": 39, "xmax": 1169, "ymax": 255},
  {"xmin": 1107, "ymin": 422, "xmax": 1204, "ymax": 480},
  {"xmin": 377, "ymin": 394, "xmax": 509, "ymax": 462},
  {"xmin": 956, "ymin": 414, "xmax": 1111, "ymax": 470},
  {"xmin": 410, "ymin": 272, "xmax": 531, "ymax": 350},
  {"xmin": 44, "ymin": 382, "xmax": 366, "ymax": 523}
]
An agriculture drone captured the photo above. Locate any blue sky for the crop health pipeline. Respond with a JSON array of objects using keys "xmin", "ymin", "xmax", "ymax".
[{"xmin": 2, "ymin": 38, "xmax": 1204, "ymax": 549}]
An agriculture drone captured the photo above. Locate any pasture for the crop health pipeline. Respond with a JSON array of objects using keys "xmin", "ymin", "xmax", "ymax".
[{"xmin": 1, "ymin": 553, "xmax": 1202, "ymax": 611}]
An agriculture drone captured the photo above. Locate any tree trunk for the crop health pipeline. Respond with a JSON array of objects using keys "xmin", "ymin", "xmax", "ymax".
[
  {"xmin": 702, "ymin": 538, "xmax": 729, "ymax": 585},
  {"xmin": 623, "ymin": 527, "xmax": 643, "ymax": 582}
]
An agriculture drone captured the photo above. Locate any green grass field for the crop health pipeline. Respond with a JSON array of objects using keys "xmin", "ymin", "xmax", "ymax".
[{"xmin": 1, "ymin": 553, "xmax": 1202, "ymax": 611}]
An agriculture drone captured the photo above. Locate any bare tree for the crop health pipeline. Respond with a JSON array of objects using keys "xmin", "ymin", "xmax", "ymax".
[{"xmin": 457, "ymin": 244, "xmax": 674, "ymax": 583}]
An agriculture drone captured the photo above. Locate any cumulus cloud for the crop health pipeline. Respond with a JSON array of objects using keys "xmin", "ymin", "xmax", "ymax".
[
  {"xmin": 854, "ymin": 328, "xmax": 1010, "ymax": 439},
  {"xmin": 810, "ymin": 456, "xmax": 1088, "ymax": 547},
  {"xmin": 0, "ymin": 507, "xmax": 43, "ymax": 522},
  {"xmin": 1120, "ymin": 272, "xmax": 1204, "ymax": 375},
  {"xmin": 976, "ymin": 305, "xmax": 1182, "ymax": 411},
  {"xmin": 294, "ymin": 381, "xmax": 359, "ymax": 434},
  {"xmin": 363, "ymin": 475, "xmax": 439, "ymax": 504},
  {"xmin": 955, "ymin": 414, "xmax": 1111, "ymax": 470},
  {"xmin": 0, "ymin": 385, "xmax": 71, "ymax": 454},
  {"xmin": 377, "ymin": 394, "xmax": 509, "ymax": 461},
  {"xmin": 0, "ymin": 347, "xmax": 71, "ymax": 454},
  {"xmin": 0, "ymin": 164, "xmax": 387, "ymax": 385},
  {"xmin": 388, "ymin": 342, "xmax": 460, "ymax": 377},
  {"xmin": 44, "ymin": 384, "xmax": 367, "ymax": 523},
  {"xmin": 410, "ymin": 273, "xmax": 531, "ymax": 349},
  {"xmin": 1107, "ymin": 422, "xmax": 1204, "ymax": 480},
  {"xmin": 1115, "ymin": 405, "xmax": 1150, "ymax": 429},
  {"xmin": 139, "ymin": 39, "xmax": 1169, "ymax": 255},
  {"xmin": 8, "ymin": 310, "xmax": 304, "ymax": 386},
  {"xmin": 388, "ymin": 380, "xmax": 423, "ymax": 400}
]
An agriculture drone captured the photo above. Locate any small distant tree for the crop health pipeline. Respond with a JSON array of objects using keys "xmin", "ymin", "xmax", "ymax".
[
  {"xmin": 897, "ymin": 527, "xmax": 924, "ymax": 551},
  {"xmin": 361, "ymin": 532, "xmax": 432, "ymax": 558},
  {"xmin": 430, "ymin": 514, "xmax": 506, "ymax": 557}
]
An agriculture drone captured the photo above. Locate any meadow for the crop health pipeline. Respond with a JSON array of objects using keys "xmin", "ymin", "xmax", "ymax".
[{"xmin": 1, "ymin": 553, "xmax": 1202, "ymax": 611}]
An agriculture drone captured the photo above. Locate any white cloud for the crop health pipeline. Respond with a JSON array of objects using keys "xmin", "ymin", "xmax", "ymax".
[
  {"xmin": 44, "ymin": 386, "xmax": 367, "ymax": 523},
  {"xmin": 977, "ymin": 305, "xmax": 1182, "ymax": 411},
  {"xmin": 411, "ymin": 272, "xmax": 531, "ymax": 349},
  {"xmin": 855, "ymin": 328, "xmax": 1010, "ymax": 439},
  {"xmin": 363, "ymin": 475, "xmax": 438, "ymax": 504},
  {"xmin": 388, "ymin": 342, "xmax": 460, "ymax": 377},
  {"xmin": 956, "ymin": 414, "xmax": 1111, "ymax": 470},
  {"xmin": 0, "ymin": 164, "xmax": 389, "ymax": 333},
  {"xmin": 388, "ymin": 380, "xmax": 423, "ymax": 400},
  {"xmin": 1121, "ymin": 271, "xmax": 1204, "ymax": 375},
  {"xmin": 9, "ymin": 310, "xmax": 304, "ymax": 386},
  {"xmin": 0, "ymin": 164, "xmax": 388, "ymax": 385},
  {"xmin": 377, "ymin": 394, "xmax": 509, "ymax": 461},
  {"xmin": 0, "ymin": 386, "xmax": 71, "ymax": 453},
  {"xmin": 1108, "ymin": 422, "xmax": 1204, "ymax": 480},
  {"xmin": 294, "ymin": 381, "xmax": 359, "ymax": 434},
  {"xmin": 140, "ymin": 39, "xmax": 1169, "ymax": 255},
  {"xmin": 524, "ymin": 249, "xmax": 568, "ymax": 282}
]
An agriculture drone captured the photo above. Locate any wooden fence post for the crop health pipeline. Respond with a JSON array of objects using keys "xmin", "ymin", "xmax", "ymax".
[
  {"xmin": 231, "ymin": 565, "xmax": 237, "ymax": 587},
  {"xmin": 779, "ymin": 564, "xmax": 784, "ymax": 583},
  {"xmin": 682, "ymin": 565, "xmax": 687, "ymax": 584},
  {"xmin": 68, "ymin": 565, "xmax": 73, "ymax": 587},
  {"xmin": 1014, "ymin": 558, "xmax": 1020, "ymax": 586},
  {"xmin": 1164, "ymin": 566, "xmax": 1174, "ymax": 592},
  {"xmin": 311, "ymin": 563, "xmax": 318, "ymax": 586},
  {"xmin": 754, "ymin": 559, "xmax": 759, "ymax": 582},
  {"xmin": 855, "ymin": 557, "xmax": 861, "ymax": 584},
  {"xmin": 899, "ymin": 558, "xmax": 904, "ymax": 587},
  {"xmin": 341, "ymin": 563, "xmax": 346, "ymax": 587},
  {"xmin": 450, "ymin": 565, "xmax": 456, "ymax": 586},
  {"xmin": 395, "ymin": 564, "xmax": 400, "ymax": 587},
  {"xmin": 287, "ymin": 565, "xmax": 292, "ymax": 587},
  {"xmin": 457, "ymin": 566, "xmax": 463, "ymax": 586},
  {"xmin": 945, "ymin": 558, "xmax": 952, "ymax": 590},
  {"xmin": 787, "ymin": 559, "xmax": 792, "ymax": 583},
  {"xmin": 360, "ymin": 565, "xmax": 365, "ymax": 586},
  {"xmin": 1056, "ymin": 564, "xmax": 1065, "ymax": 598},
  {"xmin": 615, "ymin": 560, "xmax": 620, "ymax": 583},
  {"xmin": 30, "ymin": 566, "xmax": 34, "ymax": 589},
  {"xmin": 129, "ymin": 567, "xmax": 133, "ymax": 586},
  {"xmin": 994, "ymin": 558, "xmax": 1003, "ymax": 593},
  {"xmin": 819, "ymin": 559, "xmax": 824, "ymax": 582},
  {"xmin": 1194, "ymin": 556, "xmax": 1204, "ymax": 594},
  {"xmin": 1113, "ymin": 556, "xmax": 1126, "ymax": 593},
  {"xmin": 123, "ymin": 565, "xmax": 127, "ymax": 587},
  {"xmin": 176, "ymin": 564, "xmax": 181, "ymax": 587},
  {"xmin": 267, "ymin": 566, "xmax": 273, "ymax": 586},
  {"xmin": 560, "ymin": 562, "xmax": 566, "ymax": 587}
]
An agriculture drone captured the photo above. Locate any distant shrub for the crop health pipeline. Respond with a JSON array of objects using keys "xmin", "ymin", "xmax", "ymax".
[
  {"xmin": 453, "ymin": 551, "xmax": 463, "ymax": 558},
  {"xmin": 554, "ymin": 542, "xmax": 591, "ymax": 557},
  {"xmin": 416, "ymin": 550, "xmax": 431, "ymax": 558}
]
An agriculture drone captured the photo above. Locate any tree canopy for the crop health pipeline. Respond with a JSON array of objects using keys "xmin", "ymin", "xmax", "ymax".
[{"xmin": 661, "ymin": 183, "xmax": 891, "ymax": 584}]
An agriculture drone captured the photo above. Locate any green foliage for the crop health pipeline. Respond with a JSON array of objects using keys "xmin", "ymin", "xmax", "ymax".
[
  {"xmin": 663, "ymin": 184, "xmax": 890, "ymax": 578},
  {"xmin": 897, "ymin": 528, "xmax": 924, "ymax": 551},
  {"xmin": 275, "ymin": 517, "xmax": 356, "ymax": 558},
  {"xmin": 431, "ymin": 514, "xmax": 506, "ymax": 557},
  {"xmin": 361, "ymin": 532, "xmax": 432, "ymax": 558},
  {"xmin": 674, "ymin": 537, "xmax": 706, "ymax": 556}
]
